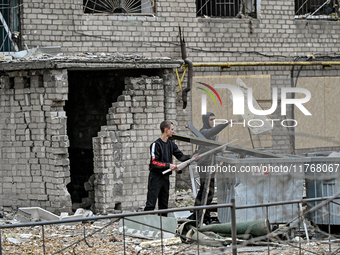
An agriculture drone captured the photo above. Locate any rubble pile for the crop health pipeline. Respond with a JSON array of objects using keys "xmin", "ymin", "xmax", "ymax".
[{"xmin": 1, "ymin": 190, "xmax": 340, "ymax": 254}]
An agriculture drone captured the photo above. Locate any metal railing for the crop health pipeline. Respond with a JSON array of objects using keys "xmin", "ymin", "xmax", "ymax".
[{"xmin": 1, "ymin": 195, "xmax": 340, "ymax": 255}]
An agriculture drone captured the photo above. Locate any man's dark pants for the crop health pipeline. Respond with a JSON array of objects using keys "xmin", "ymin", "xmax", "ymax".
[{"xmin": 144, "ymin": 172, "xmax": 170, "ymax": 215}]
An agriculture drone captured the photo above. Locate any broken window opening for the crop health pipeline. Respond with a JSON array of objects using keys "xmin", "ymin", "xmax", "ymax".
[
  {"xmin": 83, "ymin": 0, "xmax": 154, "ymax": 15},
  {"xmin": 0, "ymin": 0, "xmax": 20, "ymax": 54},
  {"xmin": 196, "ymin": 0, "xmax": 257, "ymax": 18},
  {"xmin": 295, "ymin": 0, "xmax": 340, "ymax": 19}
]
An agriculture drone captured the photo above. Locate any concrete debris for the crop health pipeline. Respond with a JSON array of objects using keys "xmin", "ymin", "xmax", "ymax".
[
  {"xmin": 18, "ymin": 207, "xmax": 59, "ymax": 222},
  {"xmin": 109, "ymin": 235, "xmax": 123, "ymax": 242},
  {"xmin": 118, "ymin": 214, "xmax": 177, "ymax": 239},
  {"xmin": 293, "ymin": 236, "xmax": 304, "ymax": 242},
  {"xmin": 11, "ymin": 46, "xmax": 61, "ymax": 59},
  {"xmin": 0, "ymin": 49, "xmax": 178, "ymax": 64},
  {"xmin": 5, "ymin": 234, "xmax": 33, "ymax": 244},
  {"xmin": 140, "ymin": 237, "xmax": 182, "ymax": 247},
  {"xmin": 17, "ymin": 207, "xmax": 93, "ymax": 225},
  {"xmin": 168, "ymin": 211, "xmax": 192, "ymax": 219}
]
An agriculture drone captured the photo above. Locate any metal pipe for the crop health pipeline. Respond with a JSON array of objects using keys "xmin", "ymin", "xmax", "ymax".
[
  {"xmin": 184, "ymin": 61, "xmax": 340, "ymax": 68},
  {"xmin": 179, "ymin": 26, "xmax": 193, "ymax": 109}
]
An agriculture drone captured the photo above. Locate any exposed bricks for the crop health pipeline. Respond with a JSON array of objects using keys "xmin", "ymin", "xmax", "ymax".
[
  {"xmin": 93, "ymin": 75, "xmax": 177, "ymax": 213},
  {"xmin": 0, "ymin": 69, "xmax": 72, "ymax": 213}
]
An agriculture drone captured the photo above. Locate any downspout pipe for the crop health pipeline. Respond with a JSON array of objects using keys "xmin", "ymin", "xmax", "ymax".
[
  {"xmin": 179, "ymin": 27, "xmax": 193, "ymax": 109},
  {"xmin": 290, "ymin": 55, "xmax": 314, "ymax": 154},
  {"xmin": 290, "ymin": 56, "xmax": 304, "ymax": 154}
]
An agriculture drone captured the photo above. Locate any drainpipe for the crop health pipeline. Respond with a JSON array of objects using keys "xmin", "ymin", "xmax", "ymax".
[
  {"xmin": 179, "ymin": 27, "xmax": 193, "ymax": 109},
  {"xmin": 290, "ymin": 55, "xmax": 314, "ymax": 154},
  {"xmin": 290, "ymin": 56, "xmax": 304, "ymax": 155}
]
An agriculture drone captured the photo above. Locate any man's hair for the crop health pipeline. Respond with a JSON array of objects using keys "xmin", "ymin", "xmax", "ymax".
[{"xmin": 160, "ymin": 120, "xmax": 173, "ymax": 133}]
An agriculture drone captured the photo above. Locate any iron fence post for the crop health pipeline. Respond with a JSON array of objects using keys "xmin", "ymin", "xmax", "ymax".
[
  {"xmin": 298, "ymin": 203, "xmax": 301, "ymax": 255},
  {"xmin": 196, "ymin": 209, "xmax": 199, "ymax": 255},
  {"xmin": 266, "ymin": 206, "xmax": 269, "ymax": 255},
  {"xmin": 230, "ymin": 198, "xmax": 237, "ymax": 255},
  {"xmin": 123, "ymin": 217, "xmax": 126, "ymax": 255},
  {"xmin": 42, "ymin": 225, "xmax": 46, "ymax": 255},
  {"xmin": 160, "ymin": 215, "xmax": 164, "ymax": 255},
  {"xmin": 328, "ymin": 202, "xmax": 331, "ymax": 253},
  {"xmin": 0, "ymin": 227, "xmax": 2, "ymax": 255}
]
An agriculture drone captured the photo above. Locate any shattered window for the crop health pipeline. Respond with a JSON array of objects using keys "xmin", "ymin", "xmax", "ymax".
[
  {"xmin": 83, "ymin": 0, "xmax": 154, "ymax": 14},
  {"xmin": 196, "ymin": 0, "xmax": 257, "ymax": 18},
  {"xmin": 295, "ymin": 0, "xmax": 339, "ymax": 19}
]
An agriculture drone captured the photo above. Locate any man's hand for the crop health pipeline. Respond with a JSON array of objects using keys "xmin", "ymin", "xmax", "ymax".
[
  {"xmin": 170, "ymin": 164, "xmax": 178, "ymax": 171},
  {"xmin": 192, "ymin": 153, "xmax": 201, "ymax": 161}
]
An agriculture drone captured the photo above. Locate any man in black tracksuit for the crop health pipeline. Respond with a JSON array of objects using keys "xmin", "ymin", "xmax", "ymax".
[
  {"xmin": 144, "ymin": 120, "xmax": 199, "ymax": 214},
  {"xmin": 194, "ymin": 112, "xmax": 235, "ymax": 223}
]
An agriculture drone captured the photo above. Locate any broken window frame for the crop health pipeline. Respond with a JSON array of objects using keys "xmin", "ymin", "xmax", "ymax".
[
  {"xmin": 295, "ymin": 0, "xmax": 340, "ymax": 20},
  {"xmin": 196, "ymin": 0, "xmax": 258, "ymax": 19},
  {"xmin": 83, "ymin": 0, "xmax": 155, "ymax": 15}
]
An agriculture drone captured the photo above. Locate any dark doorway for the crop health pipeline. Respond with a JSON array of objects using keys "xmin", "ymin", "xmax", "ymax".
[
  {"xmin": 65, "ymin": 70, "xmax": 126, "ymax": 209},
  {"xmin": 65, "ymin": 69, "xmax": 158, "ymax": 210}
]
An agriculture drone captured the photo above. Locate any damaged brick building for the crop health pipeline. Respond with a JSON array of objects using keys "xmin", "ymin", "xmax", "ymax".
[{"xmin": 1, "ymin": 0, "xmax": 340, "ymax": 214}]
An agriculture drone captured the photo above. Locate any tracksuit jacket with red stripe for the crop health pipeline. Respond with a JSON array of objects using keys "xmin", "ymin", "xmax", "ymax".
[{"xmin": 149, "ymin": 138, "xmax": 190, "ymax": 175}]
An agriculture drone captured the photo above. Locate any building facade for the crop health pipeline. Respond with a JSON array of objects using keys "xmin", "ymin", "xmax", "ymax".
[{"xmin": 1, "ymin": 0, "xmax": 340, "ymax": 213}]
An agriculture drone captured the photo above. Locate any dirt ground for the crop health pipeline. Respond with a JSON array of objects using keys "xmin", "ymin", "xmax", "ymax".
[{"xmin": 1, "ymin": 189, "xmax": 339, "ymax": 254}]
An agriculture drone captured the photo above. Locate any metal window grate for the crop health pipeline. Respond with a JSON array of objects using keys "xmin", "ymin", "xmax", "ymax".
[
  {"xmin": 196, "ymin": 0, "xmax": 239, "ymax": 17},
  {"xmin": 295, "ymin": 0, "xmax": 337, "ymax": 17},
  {"xmin": 83, "ymin": 0, "xmax": 154, "ymax": 14},
  {"xmin": 0, "ymin": 0, "xmax": 19, "ymax": 54},
  {"xmin": 196, "ymin": 0, "xmax": 257, "ymax": 18}
]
